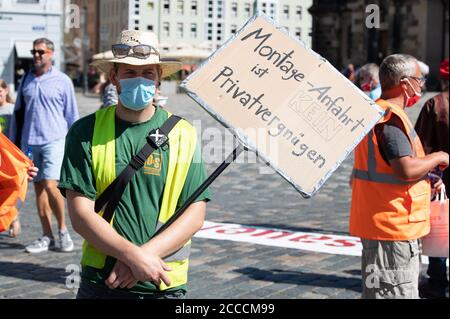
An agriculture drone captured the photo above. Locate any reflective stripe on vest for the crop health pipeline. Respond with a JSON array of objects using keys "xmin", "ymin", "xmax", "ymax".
[{"xmin": 82, "ymin": 105, "xmax": 197, "ymax": 290}]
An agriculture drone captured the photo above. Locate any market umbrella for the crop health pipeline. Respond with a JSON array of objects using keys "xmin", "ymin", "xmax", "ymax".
[
  {"xmin": 162, "ymin": 47, "xmax": 211, "ymax": 64},
  {"xmin": 92, "ymin": 50, "xmax": 114, "ymax": 61}
]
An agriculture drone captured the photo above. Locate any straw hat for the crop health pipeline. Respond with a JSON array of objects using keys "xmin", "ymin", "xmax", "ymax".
[{"xmin": 91, "ymin": 30, "xmax": 182, "ymax": 78}]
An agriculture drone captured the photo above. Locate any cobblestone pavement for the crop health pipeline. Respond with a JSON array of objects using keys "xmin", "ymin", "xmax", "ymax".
[{"xmin": 0, "ymin": 90, "xmax": 441, "ymax": 299}]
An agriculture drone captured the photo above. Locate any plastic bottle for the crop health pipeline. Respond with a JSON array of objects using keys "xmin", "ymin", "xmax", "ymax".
[{"xmin": 26, "ymin": 146, "xmax": 33, "ymax": 161}]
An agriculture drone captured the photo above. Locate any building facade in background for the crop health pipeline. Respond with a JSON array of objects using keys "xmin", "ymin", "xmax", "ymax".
[
  {"xmin": 98, "ymin": 0, "xmax": 129, "ymax": 52},
  {"xmin": 63, "ymin": 0, "xmax": 100, "ymax": 88},
  {"xmin": 254, "ymin": 0, "xmax": 312, "ymax": 47},
  {"xmin": 0, "ymin": 0, "xmax": 64, "ymax": 91},
  {"xmin": 64, "ymin": 0, "xmax": 100, "ymax": 66},
  {"xmin": 98, "ymin": 0, "xmax": 313, "ymax": 53},
  {"xmin": 309, "ymin": 0, "xmax": 449, "ymax": 89}
]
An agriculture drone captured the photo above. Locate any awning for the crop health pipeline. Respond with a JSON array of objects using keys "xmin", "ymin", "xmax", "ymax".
[
  {"xmin": 15, "ymin": 41, "xmax": 33, "ymax": 59},
  {"xmin": 92, "ymin": 50, "xmax": 114, "ymax": 61},
  {"xmin": 162, "ymin": 47, "xmax": 211, "ymax": 63}
]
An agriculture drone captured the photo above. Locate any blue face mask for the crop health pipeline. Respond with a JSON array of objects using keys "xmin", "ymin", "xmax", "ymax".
[
  {"xmin": 369, "ymin": 85, "xmax": 382, "ymax": 101},
  {"xmin": 118, "ymin": 77, "xmax": 156, "ymax": 111}
]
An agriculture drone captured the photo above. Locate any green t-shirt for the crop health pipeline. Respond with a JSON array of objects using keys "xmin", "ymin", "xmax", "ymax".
[{"xmin": 58, "ymin": 106, "xmax": 211, "ymax": 293}]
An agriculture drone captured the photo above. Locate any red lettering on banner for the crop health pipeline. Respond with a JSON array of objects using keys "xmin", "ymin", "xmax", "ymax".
[
  {"xmin": 199, "ymin": 223, "xmax": 361, "ymax": 251},
  {"xmin": 289, "ymin": 234, "xmax": 332, "ymax": 243},
  {"xmin": 216, "ymin": 227, "xmax": 256, "ymax": 235},
  {"xmin": 289, "ymin": 234, "xmax": 313, "ymax": 242},
  {"xmin": 251, "ymin": 230, "xmax": 293, "ymax": 239},
  {"xmin": 325, "ymin": 239, "xmax": 358, "ymax": 247},
  {"xmin": 199, "ymin": 225, "xmax": 223, "ymax": 231}
]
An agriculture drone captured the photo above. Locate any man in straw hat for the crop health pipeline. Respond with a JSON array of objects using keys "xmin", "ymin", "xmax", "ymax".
[{"xmin": 58, "ymin": 30, "xmax": 210, "ymax": 299}]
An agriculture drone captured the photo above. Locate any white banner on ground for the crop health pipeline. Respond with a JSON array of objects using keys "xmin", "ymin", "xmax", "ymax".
[
  {"xmin": 195, "ymin": 221, "xmax": 445, "ymax": 265},
  {"xmin": 181, "ymin": 13, "xmax": 384, "ymax": 197}
]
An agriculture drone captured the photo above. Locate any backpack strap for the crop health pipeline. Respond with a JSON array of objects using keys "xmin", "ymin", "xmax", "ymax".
[{"xmin": 94, "ymin": 115, "xmax": 182, "ymax": 223}]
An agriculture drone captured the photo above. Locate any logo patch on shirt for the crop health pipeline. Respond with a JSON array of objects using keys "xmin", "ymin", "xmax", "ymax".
[{"xmin": 144, "ymin": 150, "xmax": 162, "ymax": 176}]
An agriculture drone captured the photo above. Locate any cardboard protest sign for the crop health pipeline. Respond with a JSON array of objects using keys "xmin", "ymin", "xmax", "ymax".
[{"xmin": 181, "ymin": 13, "xmax": 384, "ymax": 197}]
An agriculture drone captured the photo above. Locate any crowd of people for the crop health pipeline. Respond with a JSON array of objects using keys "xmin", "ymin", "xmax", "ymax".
[{"xmin": 0, "ymin": 30, "xmax": 448, "ymax": 299}]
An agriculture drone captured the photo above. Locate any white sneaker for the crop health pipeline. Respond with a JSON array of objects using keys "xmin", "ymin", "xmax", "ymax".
[
  {"xmin": 58, "ymin": 230, "xmax": 74, "ymax": 252},
  {"xmin": 25, "ymin": 236, "xmax": 54, "ymax": 254}
]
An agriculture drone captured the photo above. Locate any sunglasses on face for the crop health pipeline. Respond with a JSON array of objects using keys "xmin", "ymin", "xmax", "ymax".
[
  {"xmin": 112, "ymin": 44, "xmax": 160, "ymax": 59},
  {"xmin": 30, "ymin": 49, "xmax": 52, "ymax": 56}
]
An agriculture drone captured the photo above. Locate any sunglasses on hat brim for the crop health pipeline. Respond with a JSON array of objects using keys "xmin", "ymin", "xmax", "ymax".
[{"xmin": 112, "ymin": 44, "xmax": 160, "ymax": 60}]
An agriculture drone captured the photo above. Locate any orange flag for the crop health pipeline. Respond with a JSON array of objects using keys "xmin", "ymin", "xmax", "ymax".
[{"xmin": 0, "ymin": 132, "xmax": 32, "ymax": 232}]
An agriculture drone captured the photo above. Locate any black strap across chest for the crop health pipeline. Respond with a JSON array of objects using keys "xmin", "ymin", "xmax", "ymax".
[{"xmin": 94, "ymin": 115, "xmax": 182, "ymax": 223}]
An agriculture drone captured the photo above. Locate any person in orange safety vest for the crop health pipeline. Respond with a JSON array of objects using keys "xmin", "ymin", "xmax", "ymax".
[{"xmin": 349, "ymin": 54, "xmax": 449, "ymax": 299}]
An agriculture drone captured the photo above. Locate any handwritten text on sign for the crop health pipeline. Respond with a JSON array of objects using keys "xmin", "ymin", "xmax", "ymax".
[{"xmin": 182, "ymin": 14, "xmax": 384, "ymax": 197}]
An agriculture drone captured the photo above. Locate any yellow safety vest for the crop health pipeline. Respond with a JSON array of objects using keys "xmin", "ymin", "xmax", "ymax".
[{"xmin": 81, "ymin": 105, "xmax": 197, "ymax": 290}]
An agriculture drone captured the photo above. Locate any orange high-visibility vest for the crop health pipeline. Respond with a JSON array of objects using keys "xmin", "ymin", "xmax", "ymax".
[
  {"xmin": 0, "ymin": 132, "xmax": 32, "ymax": 232},
  {"xmin": 349, "ymin": 99, "xmax": 431, "ymax": 240}
]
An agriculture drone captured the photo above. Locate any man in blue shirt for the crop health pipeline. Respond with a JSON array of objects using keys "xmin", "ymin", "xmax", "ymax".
[{"xmin": 11, "ymin": 38, "xmax": 79, "ymax": 253}]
